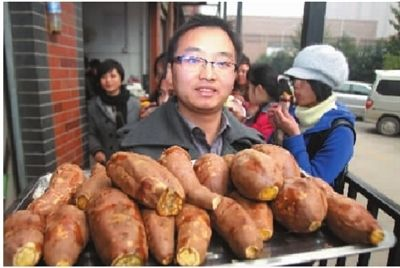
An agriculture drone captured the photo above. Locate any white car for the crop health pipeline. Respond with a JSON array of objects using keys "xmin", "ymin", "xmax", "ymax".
[{"xmin": 333, "ymin": 81, "xmax": 372, "ymax": 120}]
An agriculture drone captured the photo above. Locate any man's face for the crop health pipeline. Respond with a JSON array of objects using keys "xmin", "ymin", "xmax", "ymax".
[{"xmin": 171, "ymin": 26, "xmax": 237, "ymax": 116}]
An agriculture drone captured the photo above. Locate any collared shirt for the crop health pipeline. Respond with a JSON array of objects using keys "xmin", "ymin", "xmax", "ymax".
[{"xmin": 178, "ymin": 108, "xmax": 230, "ymax": 156}]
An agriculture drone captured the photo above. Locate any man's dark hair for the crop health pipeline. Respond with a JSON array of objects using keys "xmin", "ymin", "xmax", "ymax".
[
  {"xmin": 97, "ymin": 59, "xmax": 125, "ymax": 82},
  {"xmin": 247, "ymin": 63, "xmax": 282, "ymax": 101},
  {"xmin": 166, "ymin": 14, "xmax": 242, "ymax": 65}
]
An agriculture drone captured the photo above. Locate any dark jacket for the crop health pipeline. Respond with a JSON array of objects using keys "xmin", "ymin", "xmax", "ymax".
[
  {"xmin": 88, "ymin": 94, "xmax": 140, "ymax": 160},
  {"xmin": 120, "ymin": 97, "xmax": 265, "ymax": 160}
]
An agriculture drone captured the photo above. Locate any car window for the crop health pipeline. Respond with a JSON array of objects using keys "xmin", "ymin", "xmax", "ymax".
[
  {"xmin": 376, "ymin": 80, "xmax": 400, "ymax": 96},
  {"xmin": 352, "ymin": 84, "xmax": 371, "ymax": 95},
  {"xmin": 336, "ymin": 83, "xmax": 351, "ymax": 93}
]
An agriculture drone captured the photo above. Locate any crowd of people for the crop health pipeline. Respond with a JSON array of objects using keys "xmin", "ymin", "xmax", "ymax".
[{"xmin": 85, "ymin": 14, "xmax": 356, "ymax": 188}]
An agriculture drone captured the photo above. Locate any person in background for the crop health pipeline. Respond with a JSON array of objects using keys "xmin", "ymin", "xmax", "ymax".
[
  {"xmin": 85, "ymin": 58, "xmax": 101, "ymax": 101},
  {"xmin": 121, "ymin": 14, "xmax": 264, "ymax": 160},
  {"xmin": 233, "ymin": 54, "xmax": 250, "ymax": 98},
  {"xmin": 245, "ymin": 63, "xmax": 290, "ymax": 141},
  {"xmin": 88, "ymin": 59, "xmax": 141, "ymax": 164},
  {"xmin": 268, "ymin": 44, "xmax": 356, "ymax": 185},
  {"xmin": 139, "ymin": 52, "xmax": 174, "ymax": 118}
]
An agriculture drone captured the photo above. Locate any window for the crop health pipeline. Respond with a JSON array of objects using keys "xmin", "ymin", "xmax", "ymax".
[{"xmin": 376, "ymin": 80, "xmax": 400, "ymax": 96}]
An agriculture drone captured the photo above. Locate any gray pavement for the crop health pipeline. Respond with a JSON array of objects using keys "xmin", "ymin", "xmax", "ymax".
[{"xmin": 328, "ymin": 120, "xmax": 400, "ymax": 266}]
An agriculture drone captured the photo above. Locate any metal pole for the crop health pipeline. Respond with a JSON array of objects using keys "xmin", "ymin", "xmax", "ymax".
[
  {"xmin": 236, "ymin": 2, "xmax": 242, "ymax": 35},
  {"xmin": 301, "ymin": 2, "xmax": 326, "ymax": 48},
  {"xmin": 223, "ymin": 2, "xmax": 227, "ymax": 20}
]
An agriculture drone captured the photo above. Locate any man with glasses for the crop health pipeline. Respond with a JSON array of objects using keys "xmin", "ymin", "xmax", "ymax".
[{"xmin": 121, "ymin": 14, "xmax": 264, "ymax": 160}]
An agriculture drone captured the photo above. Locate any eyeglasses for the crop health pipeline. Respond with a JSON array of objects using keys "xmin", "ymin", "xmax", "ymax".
[{"xmin": 173, "ymin": 55, "xmax": 237, "ymax": 72}]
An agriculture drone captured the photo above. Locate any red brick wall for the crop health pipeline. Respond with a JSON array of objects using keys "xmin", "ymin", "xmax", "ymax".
[{"xmin": 47, "ymin": 2, "xmax": 85, "ymax": 166}]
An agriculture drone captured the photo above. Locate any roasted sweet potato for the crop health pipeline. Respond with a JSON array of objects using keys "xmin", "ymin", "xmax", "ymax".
[
  {"xmin": 252, "ymin": 144, "xmax": 301, "ymax": 180},
  {"xmin": 193, "ymin": 153, "xmax": 230, "ymax": 195},
  {"xmin": 210, "ymin": 197, "xmax": 263, "ymax": 259},
  {"xmin": 142, "ymin": 209, "xmax": 175, "ymax": 265},
  {"xmin": 159, "ymin": 146, "xmax": 222, "ymax": 210},
  {"xmin": 231, "ymin": 149, "xmax": 283, "ymax": 201},
  {"xmin": 271, "ymin": 177, "xmax": 328, "ymax": 233},
  {"xmin": 28, "ymin": 163, "xmax": 85, "ymax": 218},
  {"xmin": 4, "ymin": 210, "xmax": 45, "ymax": 266},
  {"xmin": 43, "ymin": 204, "xmax": 89, "ymax": 266},
  {"xmin": 229, "ymin": 191, "xmax": 274, "ymax": 241},
  {"xmin": 107, "ymin": 151, "xmax": 185, "ymax": 216},
  {"xmin": 87, "ymin": 187, "xmax": 148, "ymax": 265},
  {"xmin": 222, "ymin": 153, "xmax": 235, "ymax": 169},
  {"xmin": 175, "ymin": 204, "xmax": 212, "ymax": 266},
  {"xmin": 75, "ymin": 163, "xmax": 112, "ymax": 210},
  {"xmin": 326, "ymin": 193, "xmax": 384, "ymax": 245}
]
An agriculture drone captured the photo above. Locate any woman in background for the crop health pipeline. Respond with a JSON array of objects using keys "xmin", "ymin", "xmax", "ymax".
[{"xmin": 88, "ymin": 59, "xmax": 140, "ymax": 164}]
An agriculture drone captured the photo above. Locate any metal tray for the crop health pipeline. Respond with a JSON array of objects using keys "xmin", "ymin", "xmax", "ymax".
[{"xmin": 4, "ymin": 173, "xmax": 397, "ymax": 266}]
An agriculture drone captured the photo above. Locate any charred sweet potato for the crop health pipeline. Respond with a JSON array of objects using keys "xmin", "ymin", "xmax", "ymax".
[
  {"xmin": 222, "ymin": 153, "xmax": 235, "ymax": 170},
  {"xmin": 87, "ymin": 187, "xmax": 148, "ymax": 265},
  {"xmin": 4, "ymin": 210, "xmax": 45, "ymax": 266},
  {"xmin": 271, "ymin": 177, "xmax": 327, "ymax": 233},
  {"xmin": 43, "ymin": 204, "xmax": 89, "ymax": 266},
  {"xmin": 175, "ymin": 204, "xmax": 212, "ymax": 266},
  {"xmin": 159, "ymin": 146, "xmax": 222, "ymax": 210},
  {"xmin": 107, "ymin": 151, "xmax": 185, "ymax": 216},
  {"xmin": 74, "ymin": 163, "xmax": 112, "ymax": 210},
  {"xmin": 210, "ymin": 197, "xmax": 263, "ymax": 259},
  {"xmin": 229, "ymin": 191, "xmax": 274, "ymax": 241},
  {"xmin": 142, "ymin": 209, "xmax": 175, "ymax": 265},
  {"xmin": 193, "ymin": 153, "xmax": 230, "ymax": 195},
  {"xmin": 28, "ymin": 163, "xmax": 85, "ymax": 218},
  {"xmin": 252, "ymin": 144, "xmax": 301, "ymax": 180},
  {"xmin": 326, "ymin": 193, "xmax": 384, "ymax": 246},
  {"xmin": 231, "ymin": 149, "xmax": 283, "ymax": 201}
]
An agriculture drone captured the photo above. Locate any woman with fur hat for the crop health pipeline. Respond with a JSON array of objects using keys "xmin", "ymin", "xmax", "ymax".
[{"xmin": 268, "ymin": 44, "xmax": 356, "ymax": 186}]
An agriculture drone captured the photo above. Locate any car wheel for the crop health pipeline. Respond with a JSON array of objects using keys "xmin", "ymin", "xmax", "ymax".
[{"xmin": 377, "ymin": 117, "xmax": 400, "ymax": 136}]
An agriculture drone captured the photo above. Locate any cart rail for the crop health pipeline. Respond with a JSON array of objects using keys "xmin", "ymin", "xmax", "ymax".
[{"xmin": 319, "ymin": 171, "xmax": 400, "ymax": 266}]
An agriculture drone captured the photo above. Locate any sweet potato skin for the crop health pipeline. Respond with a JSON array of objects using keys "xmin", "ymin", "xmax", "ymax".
[
  {"xmin": 229, "ymin": 191, "xmax": 274, "ymax": 241},
  {"xmin": 74, "ymin": 163, "xmax": 112, "ymax": 210},
  {"xmin": 326, "ymin": 193, "xmax": 384, "ymax": 245},
  {"xmin": 271, "ymin": 177, "xmax": 328, "ymax": 233},
  {"xmin": 159, "ymin": 146, "xmax": 222, "ymax": 210},
  {"xmin": 28, "ymin": 163, "xmax": 85, "ymax": 218},
  {"xmin": 193, "ymin": 153, "xmax": 230, "ymax": 195},
  {"xmin": 210, "ymin": 197, "xmax": 263, "ymax": 259},
  {"xmin": 4, "ymin": 210, "xmax": 45, "ymax": 266},
  {"xmin": 231, "ymin": 149, "xmax": 283, "ymax": 201},
  {"xmin": 107, "ymin": 151, "xmax": 185, "ymax": 216},
  {"xmin": 43, "ymin": 204, "xmax": 89, "ymax": 266},
  {"xmin": 175, "ymin": 204, "xmax": 212, "ymax": 266},
  {"xmin": 252, "ymin": 144, "xmax": 301, "ymax": 180},
  {"xmin": 142, "ymin": 209, "xmax": 175, "ymax": 265},
  {"xmin": 86, "ymin": 187, "xmax": 148, "ymax": 265}
]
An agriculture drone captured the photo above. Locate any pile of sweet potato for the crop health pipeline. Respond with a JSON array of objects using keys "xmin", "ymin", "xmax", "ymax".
[{"xmin": 3, "ymin": 145, "xmax": 384, "ymax": 266}]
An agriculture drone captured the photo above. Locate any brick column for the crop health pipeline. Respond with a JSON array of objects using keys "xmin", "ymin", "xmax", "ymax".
[{"xmin": 8, "ymin": 2, "xmax": 88, "ymax": 184}]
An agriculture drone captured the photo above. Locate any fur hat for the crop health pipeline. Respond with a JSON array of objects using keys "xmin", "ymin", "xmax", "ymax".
[{"xmin": 284, "ymin": 44, "xmax": 349, "ymax": 89}]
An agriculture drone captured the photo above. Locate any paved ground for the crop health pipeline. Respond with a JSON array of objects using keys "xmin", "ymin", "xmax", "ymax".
[{"xmin": 324, "ymin": 120, "xmax": 400, "ymax": 266}]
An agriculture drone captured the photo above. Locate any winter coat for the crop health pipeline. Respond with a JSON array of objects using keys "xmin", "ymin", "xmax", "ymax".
[
  {"xmin": 282, "ymin": 102, "xmax": 356, "ymax": 184},
  {"xmin": 246, "ymin": 103, "xmax": 275, "ymax": 141},
  {"xmin": 120, "ymin": 96, "xmax": 265, "ymax": 160},
  {"xmin": 88, "ymin": 95, "xmax": 140, "ymax": 160}
]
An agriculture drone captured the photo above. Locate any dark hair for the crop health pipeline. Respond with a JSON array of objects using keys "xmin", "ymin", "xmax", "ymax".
[
  {"xmin": 308, "ymin": 80, "xmax": 332, "ymax": 102},
  {"xmin": 97, "ymin": 59, "xmax": 125, "ymax": 82},
  {"xmin": 238, "ymin": 53, "xmax": 250, "ymax": 66},
  {"xmin": 166, "ymin": 14, "xmax": 242, "ymax": 65},
  {"xmin": 247, "ymin": 63, "xmax": 284, "ymax": 102},
  {"xmin": 153, "ymin": 52, "xmax": 168, "ymax": 78},
  {"xmin": 89, "ymin": 58, "xmax": 101, "ymax": 70}
]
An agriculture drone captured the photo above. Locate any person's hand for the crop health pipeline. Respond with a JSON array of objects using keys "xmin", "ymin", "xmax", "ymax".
[
  {"xmin": 268, "ymin": 103, "xmax": 301, "ymax": 136},
  {"xmin": 139, "ymin": 103, "xmax": 158, "ymax": 119},
  {"xmin": 226, "ymin": 95, "xmax": 246, "ymax": 122},
  {"xmin": 94, "ymin": 151, "xmax": 106, "ymax": 165}
]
